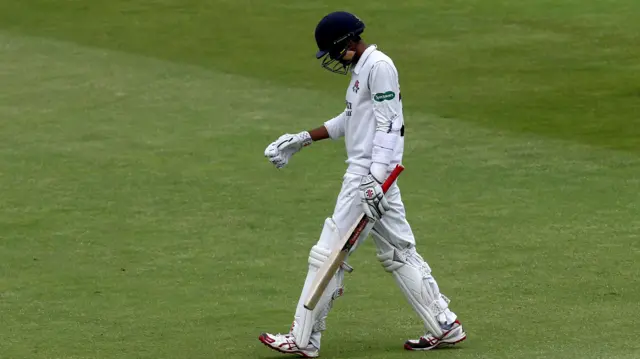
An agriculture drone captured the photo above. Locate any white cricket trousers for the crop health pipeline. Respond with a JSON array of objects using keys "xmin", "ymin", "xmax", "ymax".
[
  {"xmin": 292, "ymin": 171, "xmax": 458, "ymax": 350},
  {"xmin": 293, "ymin": 172, "xmax": 418, "ymax": 349},
  {"xmin": 331, "ymin": 172, "xmax": 416, "ymax": 250}
]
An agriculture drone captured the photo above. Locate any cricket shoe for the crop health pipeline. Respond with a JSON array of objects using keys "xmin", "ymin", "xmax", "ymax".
[
  {"xmin": 404, "ymin": 319, "xmax": 467, "ymax": 351},
  {"xmin": 258, "ymin": 332, "xmax": 319, "ymax": 358}
]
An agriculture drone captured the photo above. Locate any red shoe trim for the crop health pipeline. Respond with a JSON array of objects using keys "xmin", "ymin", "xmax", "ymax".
[
  {"xmin": 259, "ymin": 333, "xmax": 275, "ymax": 344},
  {"xmin": 258, "ymin": 335, "xmax": 316, "ymax": 358}
]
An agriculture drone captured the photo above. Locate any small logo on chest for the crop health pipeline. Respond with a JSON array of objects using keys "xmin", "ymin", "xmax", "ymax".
[{"xmin": 352, "ymin": 80, "xmax": 360, "ymax": 94}]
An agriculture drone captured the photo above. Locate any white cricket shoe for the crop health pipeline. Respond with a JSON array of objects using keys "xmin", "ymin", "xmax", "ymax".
[
  {"xmin": 258, "ymin": 332, "xmax": 320, "ymax": 358},
  {"xmin": 404, "ymin": 319, "xmax": 467, "ymax": 351}
]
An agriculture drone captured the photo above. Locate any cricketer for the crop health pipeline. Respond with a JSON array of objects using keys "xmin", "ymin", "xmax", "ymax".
[{"xmin": 259, "ymin": 11, "xmax": 467, "ymax": 357}]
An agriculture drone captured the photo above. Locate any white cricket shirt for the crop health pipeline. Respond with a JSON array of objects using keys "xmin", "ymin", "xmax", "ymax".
[{"xmin": 324, "ymin": 45, "xmax": 405, "ymax": 178}]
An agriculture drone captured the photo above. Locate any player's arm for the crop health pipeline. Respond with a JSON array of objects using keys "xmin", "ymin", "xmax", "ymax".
[
  {"xmin": 358, "ymin": 61, "xmax": 401, "ymax": 220},
  {"xmin": 307, "ymin": 126, "xmax": 330, "ymax": 141},
  {"xmin": 368, "ymin": 61, "xmax": 402, "ymax": 182},
  {"xmin": 264, "ymin": 110, "xmax": 346, "ymax": 168},
  {"xmin": 305, "ymin": 106, "xmax": 347, "ymax": 141},
  {"xmin": 321, "ymin": 109, "xmax": 347, "ymax": 140}
]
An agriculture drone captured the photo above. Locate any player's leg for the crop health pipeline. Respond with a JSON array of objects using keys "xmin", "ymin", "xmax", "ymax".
[
  {"xmin": 292, "ymin": 173, "xmax": 365, "ymax": 348},
  {"xmin": 259, "ymin": 173, "xmax": 363, "ymax": 356},
  {"xmin": 258, "ymin": 219, "xmax": 342, "ymax": 358},
  {"xmin": 290, "ymin": 219, "xmax": 346, "ymax": 348},
  {"xmin": 371, "ymin": 183, "xmax": 466, "ymax": 350}
]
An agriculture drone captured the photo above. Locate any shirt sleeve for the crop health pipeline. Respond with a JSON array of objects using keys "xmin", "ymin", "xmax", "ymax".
[
  {"xmin": 369, "ymin": 61, "xmax": 402, "ymax": 133},
  {"xmin": 323, "ymin": 110, "xmax": 346, "ymax": 140},
  {"xmin": 368, "ymin": 61, "xmax": 402, "ymax": 181}
]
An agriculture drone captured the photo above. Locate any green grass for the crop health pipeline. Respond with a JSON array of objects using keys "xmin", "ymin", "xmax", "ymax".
[
  {"xmin": 2, "ymin": 0, "xmax": 640, "ymax": 151},
  {"xmin": 0, "ymin": 1, "xmax": 639, "ymax": 359}
]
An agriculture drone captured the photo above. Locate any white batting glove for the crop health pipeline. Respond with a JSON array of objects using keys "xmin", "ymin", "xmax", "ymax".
[
  {"xmin": 359, "ymin": 174, "xmax": 390, "ymax": 221},
  {"xmin": 264, "ymin": 131, "xmax": 312, "ymax": 169}
]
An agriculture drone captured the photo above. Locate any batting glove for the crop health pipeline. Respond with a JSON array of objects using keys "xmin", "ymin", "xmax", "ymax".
[
  {"xmin": 359, "ymin": 174, "xmax": 390, "ymax": 221},
  {"xmin": 264, "ymin": 131, "xmax": 312, "ymax": 169}
]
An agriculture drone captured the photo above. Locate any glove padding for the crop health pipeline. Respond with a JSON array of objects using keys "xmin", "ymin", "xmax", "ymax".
[
  {"xmin": 359, "ymin": 174, "xmax": 391, "ymax": 221},
  {"xmin": 264, "ymin": 131, "xmax": 312, "ymax": 169}
]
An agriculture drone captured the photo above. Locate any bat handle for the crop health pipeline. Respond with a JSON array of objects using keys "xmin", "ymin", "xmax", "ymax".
[{"xmin": 381, "ymin": 164, "xmax": 405, "ymax": 193}]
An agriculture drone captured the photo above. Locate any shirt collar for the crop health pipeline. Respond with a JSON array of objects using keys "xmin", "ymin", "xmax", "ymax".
[{"xmin": 352, "ymin": 45, "xmax": 377, "ymax": 75}]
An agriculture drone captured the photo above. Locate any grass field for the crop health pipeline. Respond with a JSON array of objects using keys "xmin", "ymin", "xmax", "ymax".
[{"xmin": 1, "ymin": 1, "xmax": 639, "ymax": 359}]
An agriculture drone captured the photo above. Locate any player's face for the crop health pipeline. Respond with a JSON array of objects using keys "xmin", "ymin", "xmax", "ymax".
[
  {"xmin": 341, "ymin": 50, "xmax": 357, "ymax": 62},
  {"xmin": 319, "ymin": 40, "xmax": 359, "ymax": 75},
  {"xmin": 336, "ymin": 41, "xmax": 358, "ymax": 65}
]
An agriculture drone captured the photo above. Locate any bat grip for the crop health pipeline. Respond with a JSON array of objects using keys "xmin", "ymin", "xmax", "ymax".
[{"xmin": 381, "ymin": 164, "xmax": 405, "ymax": 193}]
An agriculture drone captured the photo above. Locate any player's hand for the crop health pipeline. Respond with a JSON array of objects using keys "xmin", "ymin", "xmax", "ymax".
[
  {"xmin": 359, "ymin": 174, "xmax": 390, "ymax": 221},
  {"xmin": 264, "ymin": 131, "xmax": 312, "ymax": 169}
]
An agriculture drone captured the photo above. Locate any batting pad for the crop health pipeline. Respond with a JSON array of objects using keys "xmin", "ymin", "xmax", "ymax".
[
  {"xmin": 292, "ymin": 218, "xmax": 344, "ymax": 349},
  {"xmin": 374, "ymin": 236, "xmax": 454, "ymax": 337}
]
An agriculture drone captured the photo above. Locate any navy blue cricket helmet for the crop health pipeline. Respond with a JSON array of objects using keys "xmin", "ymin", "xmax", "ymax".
[{"xmin": 314, "ymin": 11, "xmax": 365, "ymax": 74}]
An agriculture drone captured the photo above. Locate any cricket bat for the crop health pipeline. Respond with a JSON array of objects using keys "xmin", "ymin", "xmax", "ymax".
[{"xmin": 303, "ymin": 164, "xmax": 405, "ymax": 310}]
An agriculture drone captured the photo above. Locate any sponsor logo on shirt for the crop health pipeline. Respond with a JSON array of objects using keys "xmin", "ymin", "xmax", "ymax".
[{"xmin": 374, "ymin": 91, "xmax": 396, "ymax": 102}]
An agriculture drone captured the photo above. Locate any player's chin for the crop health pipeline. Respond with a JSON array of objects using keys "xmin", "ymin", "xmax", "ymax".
[{"xmin": 341, "ymin": 50, "xmax": 356, "ymax": 62}]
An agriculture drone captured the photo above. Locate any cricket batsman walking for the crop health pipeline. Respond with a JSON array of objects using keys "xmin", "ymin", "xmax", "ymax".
[{"xmin": 259, "ymin": 11, "xmax": 466, "ymax": 357}]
